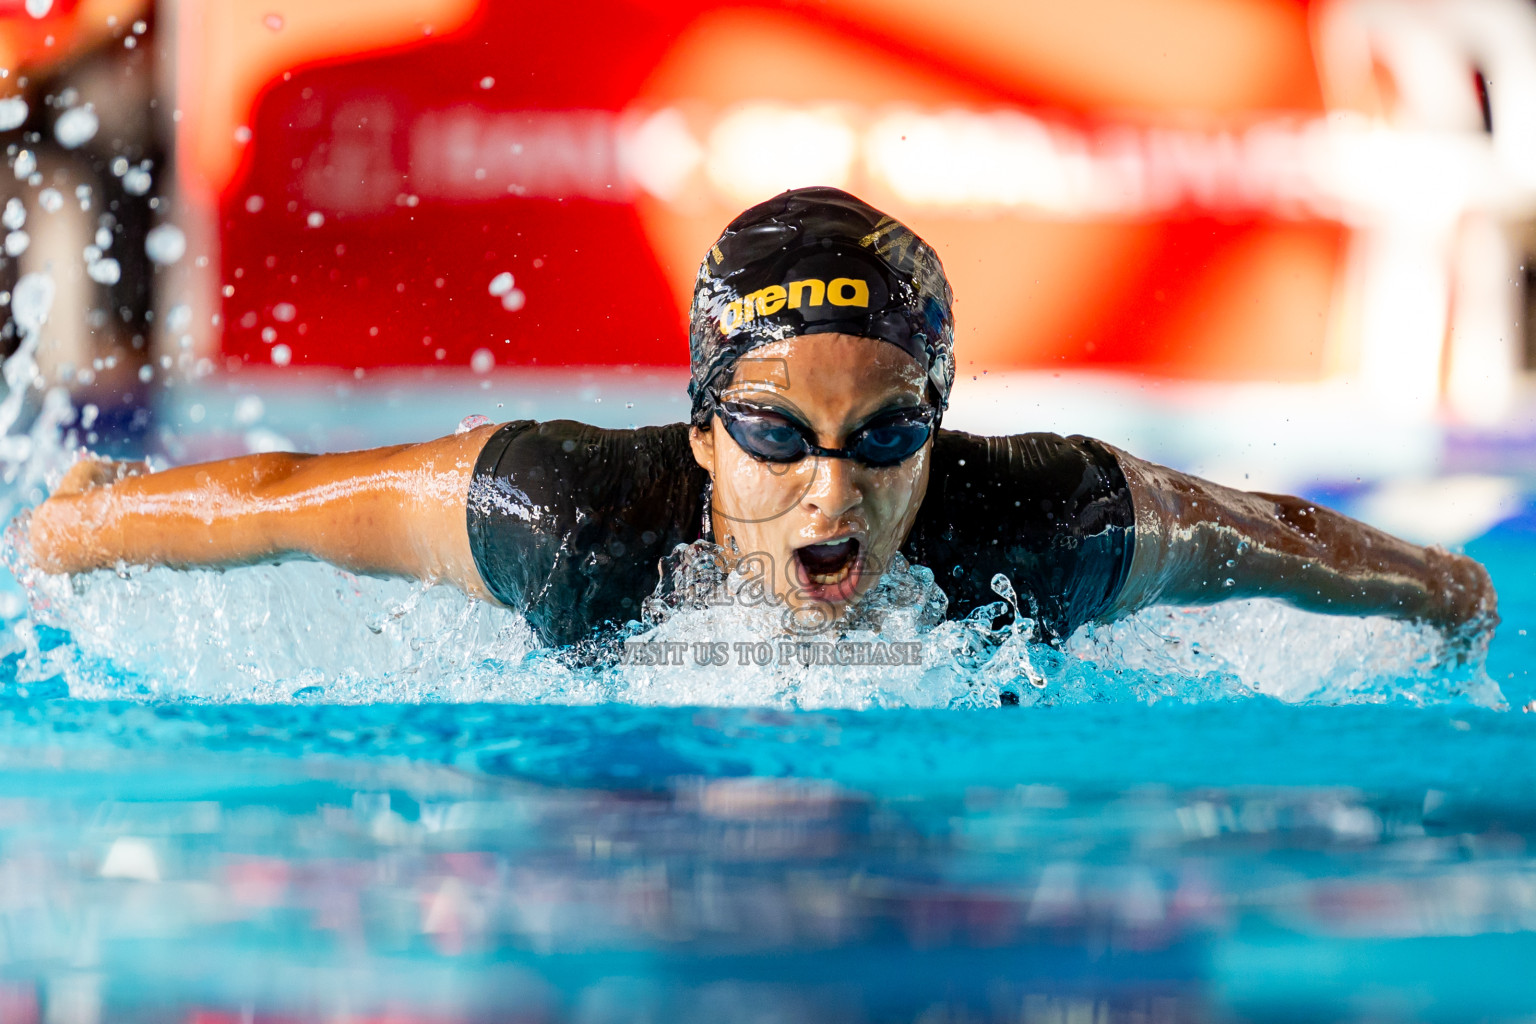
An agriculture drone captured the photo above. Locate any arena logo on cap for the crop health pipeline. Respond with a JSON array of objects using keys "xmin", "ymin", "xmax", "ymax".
[{"xmin": 718, "ymin": 277, "xmax": 870, "ymax": 333}]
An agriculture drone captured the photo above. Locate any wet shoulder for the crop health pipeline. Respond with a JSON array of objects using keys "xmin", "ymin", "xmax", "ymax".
[
  {"xmin": 907, "ymin": 429, "xmax": 1134, "ymax": 638},
  {"xmin": 467, "ymin": 420, "xmax": 705, "ymax": 645}
]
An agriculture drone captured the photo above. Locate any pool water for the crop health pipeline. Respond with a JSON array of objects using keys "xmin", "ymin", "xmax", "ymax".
[{"xmin": 1, "ymin": 377, "xmax": 1534, "ymax": 1023}]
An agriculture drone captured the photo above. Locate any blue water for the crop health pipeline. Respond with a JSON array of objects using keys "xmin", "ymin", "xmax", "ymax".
[{"xmin": 1, "ymin": 402, "xmax": 1534, "ymax": 1022}]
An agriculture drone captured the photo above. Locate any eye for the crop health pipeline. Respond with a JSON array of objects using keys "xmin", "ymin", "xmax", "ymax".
[
  {"xmin": 755, "ymin": 421, "xmax": 802, "ymax": 449},
  {"xmin": 728, "ymin": 408, "xmax": 809, "ymax": 460},
  {"xmin": 854, "ymin": 417, "xmax": 929, "ymax": 465}
]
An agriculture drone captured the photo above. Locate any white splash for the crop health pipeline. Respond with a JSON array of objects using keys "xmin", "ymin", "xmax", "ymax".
[{"xmin": 3, "ymin": 533, "xmax": 1497, "ymax": 709}]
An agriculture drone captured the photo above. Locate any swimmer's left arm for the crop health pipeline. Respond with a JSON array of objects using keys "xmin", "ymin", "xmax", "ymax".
[{"xmin": 1106, "ymin": 451, "xmax": 1497, "ymax": 639}]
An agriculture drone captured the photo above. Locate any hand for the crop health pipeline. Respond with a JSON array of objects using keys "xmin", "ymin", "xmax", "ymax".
[
  {"xmin": 25, "ymin": 454, "xmax": 150, "ymax": 573},
  {"xmin": 50, "ymin": 454, "xmax": 150, "ymax": 498},
  {"xmin": 1426, "ymin": 546, "xmax": 1499, "ymax": 648}
]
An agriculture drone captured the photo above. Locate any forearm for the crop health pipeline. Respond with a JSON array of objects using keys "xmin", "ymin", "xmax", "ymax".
[
  {"xmin": 28, "ymin": 452, "xmax": 313, "ymax": 572},
  {"xmin": 1109, "ymin": 452, "xmax": 1497, "ymax": 633},
  {"xmin": 27, "ymin": 427, "xmax": 498, "ymax": 597}
]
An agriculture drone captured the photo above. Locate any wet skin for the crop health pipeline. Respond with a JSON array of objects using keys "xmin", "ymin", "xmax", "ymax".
[{"xmin": 688, "ymin": 333, "xmax": 933, "ymax": 624}]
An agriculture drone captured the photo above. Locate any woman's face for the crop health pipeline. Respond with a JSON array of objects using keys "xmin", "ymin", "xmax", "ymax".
[{"xmin": 689, "ymin": 333, "xmax": 934, "ymax": 629}]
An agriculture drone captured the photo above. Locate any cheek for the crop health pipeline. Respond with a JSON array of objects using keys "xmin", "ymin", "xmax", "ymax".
[
  {"xmin": 711, "ymin": 450, "xmax": 810, "ymax": 535},
  {"xmin": 862, "ymin": 456, "xmax": 930, "ymax": 545}
]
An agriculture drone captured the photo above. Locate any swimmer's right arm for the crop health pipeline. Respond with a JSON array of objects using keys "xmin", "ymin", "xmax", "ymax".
[{"xmin": 25, "ymin": 424, "xmax": 503, "ymax": 600}]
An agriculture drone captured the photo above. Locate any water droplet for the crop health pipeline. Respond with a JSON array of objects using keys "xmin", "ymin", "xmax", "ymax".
[
  {"xmin": 37, "ymin": 187, "xmax": 61, "ymax": 213},
  {"xmin": 457, "ymin": 413, "xmax": 491, "ymax": 434},
  {"xmin": 488, "ymin": 271, "xmax": 513, "ymax": 296},
  {"xmin": 13, "ymin": 149, "xmax": 36, "ymax": 178},
  {"xmin": 54, "ymin": 105, "xmax": 99, "ymax": 149},
  {"xmin": 2, "ymin": 198, "xmax": 24, "ymax": 230},
  {"xmin": 144, "ymin": 223, "xmax": 186, "ymax": 265},
  {"xmin": 1223, "ymin": 578, "xmax": 1235, "ymax": 587},
  {"xmin": 306, "ymin": 211, "xmax": 324, "ymax": 228},
  {"xmin": 137, "ymin": 364, "xmax": 153, "ymax": 383},
  {"xmin": 479, "ymin": 76, "xmax": 495, "ymax": 89},
  {"xmin": 271, "ymin": 301, "xmax": 296, "ymax": 322},
  {"xmin": 501, "ymin": 288, "xmax": 525, "ymax": 311},
  {"xmin": 270, "ymin": 343, "xmax": 291, "ymax": 366},
  {"xmin": 0, "ymin": 97, "xmax": 27, "ymax": 131},
  {"xmin": 4, "ymin": 230, "xmax": 29, "ymax": 256},
  {"xmin": 263, "ymin": 12, "xmax": 284, "ymax": 30},
  {"xmin": 234, "ymin": 395, "xmax": 265, "ymax": 426},
  {"xmin": 87, "ymin": 257, "xmax": 121, "ymax": 285},
  {"xmin": 12, "ymin": 272, "xmax": 54, "ymax": 333},
  {"xmin": 167, "ymin": 304, "xmax": 192, "ymax": 331},
  {"xmin": 470, "ymin": 348, "xmax": 494, "ymax": 374},
  {"xmin": 260, "ymin": 326, "xmax": 276, "ymax": 343},
  {"xmin": 24, "ymin": 0, "xmax": 51, "ymax": 18},
  {"xmin": 93, "ymin": 226, "xmax": 112, "ymax": 249},
  {"xmin": 122, "ymin": 165, "xmax": 152, "ymax": 196},
  {"xmin": 233, "ymin": 126, "xmax": 252, "ymax": 144},
  {"xmin": 245, "ymin": 195, "xmax": 264, "ymax": 213}
]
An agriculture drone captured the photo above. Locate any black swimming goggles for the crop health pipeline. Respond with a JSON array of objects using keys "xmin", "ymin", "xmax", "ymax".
[{"xmin": 712, "ymin": 391, "xmax": 936, "ymax": 468}]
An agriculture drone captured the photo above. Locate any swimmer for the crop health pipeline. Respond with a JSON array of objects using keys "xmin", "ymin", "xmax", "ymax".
[{"xmin": 24, "ymin": 187, "xmax": 1497, "ymax": 648}]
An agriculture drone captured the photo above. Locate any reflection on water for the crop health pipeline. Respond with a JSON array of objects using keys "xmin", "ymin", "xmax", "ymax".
[{"xmin": 0, "ymin": 700, "xmax": 1533, "ymax": 1023}]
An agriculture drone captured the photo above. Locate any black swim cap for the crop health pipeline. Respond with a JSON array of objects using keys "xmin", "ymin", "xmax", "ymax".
[{"xmin": 688, "ymin": 187, "xmax": 955, "ymax": 428}]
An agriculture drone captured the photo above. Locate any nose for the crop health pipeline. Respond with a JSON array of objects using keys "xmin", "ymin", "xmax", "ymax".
[{"xmin": 802, "ymin": 455, "xmax": 862, "ymax": 521}]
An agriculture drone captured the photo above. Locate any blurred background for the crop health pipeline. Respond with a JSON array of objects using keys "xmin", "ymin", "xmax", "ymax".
[
  {"xmin": 4, "ymin": 0, "xmax": 1536, "ymax": 521},
  {"xmin": 5, "ymin": 7, "xmax": 1536, "ymax": 1024}
]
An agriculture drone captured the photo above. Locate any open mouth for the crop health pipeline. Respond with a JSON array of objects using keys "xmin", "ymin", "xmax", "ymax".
[{"xmin": 794, "ymin": 537, "xmax": 861, "ymax": 590}]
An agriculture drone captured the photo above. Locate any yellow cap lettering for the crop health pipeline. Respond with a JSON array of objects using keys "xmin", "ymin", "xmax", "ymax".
[
  {"xmin": 787, "ymin": 279, "xmax": 825, "ymax": 309},
  {"xmin": 719, "ymin": 300, "xmax": 745, "ymax": 332},
  {"xmin": 755, "ymin": 285, "xmax": 787, "ymax": 316},
  {"xmin": 828, "ymin": 277, "xmax": 870, "ymax": 307}
]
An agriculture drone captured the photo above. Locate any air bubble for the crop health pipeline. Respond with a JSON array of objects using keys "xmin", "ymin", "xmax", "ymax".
[
  {"xmin": 12, "ymin": 149, "xmax": 36, "ymax": 178},
  {"xmin": 4, "ymin": 230, "xmax": 28, "ymax": 256},
  {"xmin": 271, "ymin": 301, "xmax": 296, "ymax": 322},
  {"xmin": 470, "ymin": 348, "xmax": 494, "ymax": 374},
  {"xmin": 306, "ymin": 211, "xmax": 324, "ymax": 228},
  {"xmin": 488, "ymin": 271, "xmax": 513, "ymax": 296},
  {"xmin": 263, "ymin": 12, "xmax": 283, "ymax": 30},
  {"xmin": 501, "ymin": 288, "xmax": 525, "ymax": 311},
  {"xmin": 2, "ymin": 198, "xmax": 24, "ymax": 230},
  {"xmin": 270, "ymin": 344, "xmax": 291, "ymax": 366}
]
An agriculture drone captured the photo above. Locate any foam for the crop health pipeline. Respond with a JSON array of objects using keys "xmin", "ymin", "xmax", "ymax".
[{"xmin": 2, "ymin": 539, "xmax": 1504, "ymax": 709}]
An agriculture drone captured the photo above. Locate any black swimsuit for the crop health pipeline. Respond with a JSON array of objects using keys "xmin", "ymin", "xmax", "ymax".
[{"xmin": 466, "ymin": 421, "xmax": 1135, "ymax": 647}]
